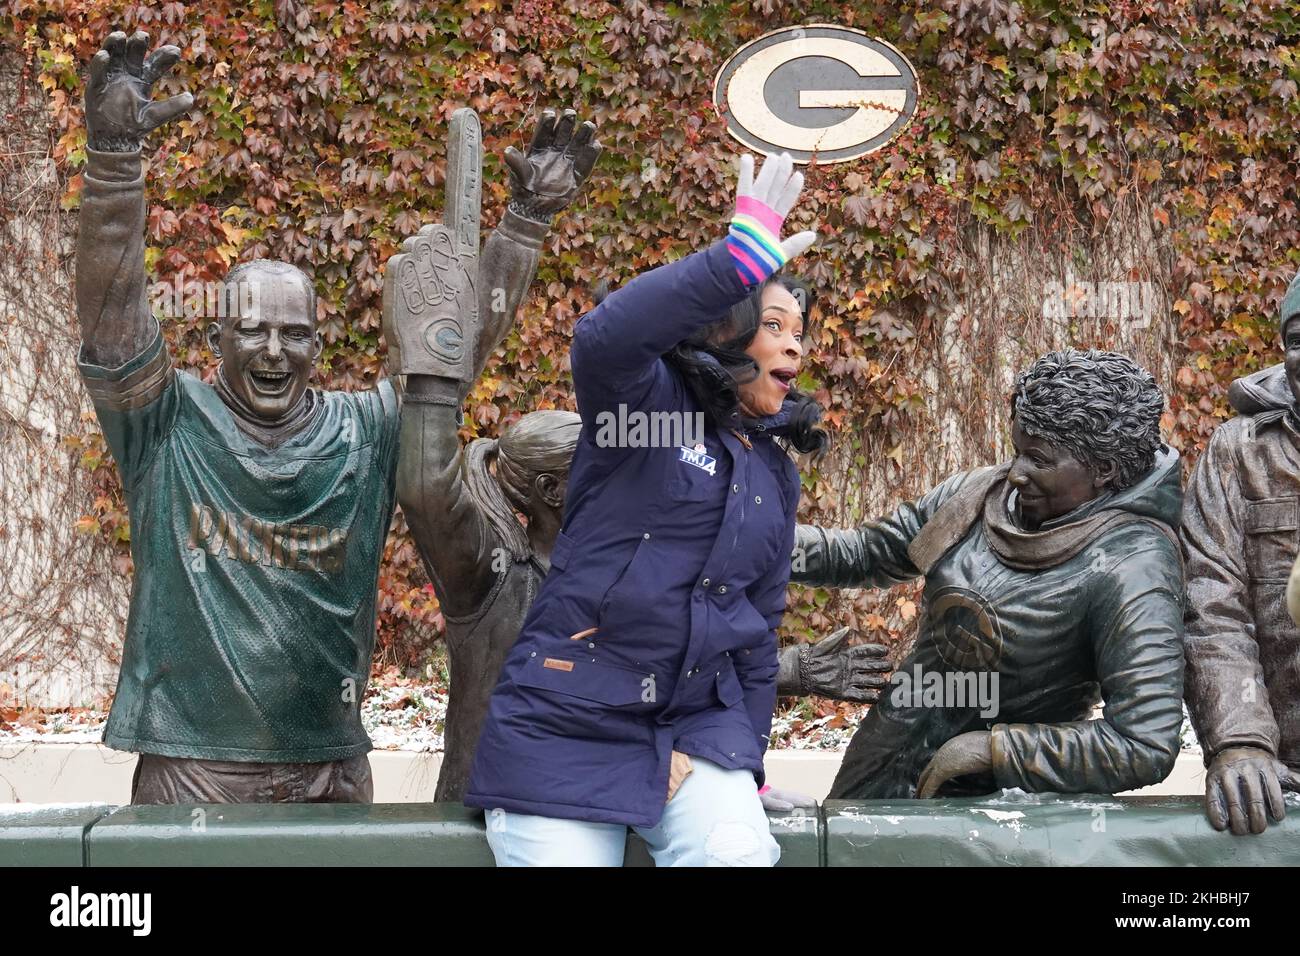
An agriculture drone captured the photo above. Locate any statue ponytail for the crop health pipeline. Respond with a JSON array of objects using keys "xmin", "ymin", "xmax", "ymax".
[{"xmin": 463, "ymin": 437, "xmax": 532, "ymax": 561}]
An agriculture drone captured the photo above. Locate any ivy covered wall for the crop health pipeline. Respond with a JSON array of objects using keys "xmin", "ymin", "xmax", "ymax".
[{"xmin": 1, "ymin": 1, "xmax": 1296, "ymax": 713}]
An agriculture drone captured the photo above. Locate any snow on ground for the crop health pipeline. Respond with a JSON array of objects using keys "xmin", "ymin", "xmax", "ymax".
[
  {"xmin": 359, "ymin": 679, "xmax": 447, "ymax": 752},
  {"xmin": 0, "ymin": 683, "xmax": 1207, "ymax": 755},
  {"xmin": 0, "ymin": 673, "xmax": 452, "ymax": 753},
  {"xmin": 0, "ymin": 802, "xmax": 112, "ymax": 813},
  {"xmin": 768, "ymin": 708, "xmax": 863, "ymax": 750},
  {"xmin": 0, "ymin": 709, "xmax": 107, "ymax": 745}
]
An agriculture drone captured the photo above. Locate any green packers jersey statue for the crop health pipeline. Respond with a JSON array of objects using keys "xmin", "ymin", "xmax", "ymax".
[{"xmin": 75, "ymin": 31, "xmax": 595, "ymax": 803}]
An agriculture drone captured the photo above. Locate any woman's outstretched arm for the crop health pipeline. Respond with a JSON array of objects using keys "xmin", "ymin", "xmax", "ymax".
[{"xmin": 571, "ymin": 154, "xmax": 816, "ymax": 426}]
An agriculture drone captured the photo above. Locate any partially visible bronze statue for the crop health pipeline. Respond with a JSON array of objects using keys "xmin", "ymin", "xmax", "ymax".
[
  {"xmin": 794, "ymin": 349, "xmax": 1186, "ymax": 799},
  {"xmin": 388, "ymin": 107, "xmax": 600, "ymax": 801},
  {"xmin": 1183, "ymin": 271, "xmax": 1300, "ymax": 835}
]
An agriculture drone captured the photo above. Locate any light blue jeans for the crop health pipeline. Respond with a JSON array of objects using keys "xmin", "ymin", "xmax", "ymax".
[{"xmin": 484, "ymin": 756, "xmax": 780, "ymax": 867}]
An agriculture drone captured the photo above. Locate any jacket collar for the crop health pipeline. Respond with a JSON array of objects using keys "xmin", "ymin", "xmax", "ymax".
[
  {"xmin": 215, "ymin": 366, "xmax": 321, "ymax": 448},
  {"xmin": 691, "ymin": 349, "xmax": 799, "ymax": 440},
  {"xmin": 1228, "ymin": 363, "xmax": 1300, "ymax": 426},
  {"xmin": 723, "ymin": 401, "xmax": 798, "ymax": 437}
]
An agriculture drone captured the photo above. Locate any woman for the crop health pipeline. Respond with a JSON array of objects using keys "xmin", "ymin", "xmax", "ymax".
[
  {"xmin": 464, "ymin": 152, "xmax": 824, "ymax": 866},
  {"xmin": 401, "ymin": 389, "xmax": 882, "ymax": 806}
]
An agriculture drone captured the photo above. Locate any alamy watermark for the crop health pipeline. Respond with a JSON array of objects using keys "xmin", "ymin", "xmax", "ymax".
[
  {"xmin": 1042, "ymin": 272, "xmax": 1157, "ymax": 329},
  {"xmin": 150, "ymin": 276, "xmax": 261, "ymax": 320},
  {"xmin": 50, "ymin": 886, "xmax": 151, "ymax": 936},
  {"xmin": 594, "ymin": 403, "xmax": 706, "ymax": 450},
  {"xmin": 890, "ymin": 663, "xmax": 1000, "ymax": 718}
]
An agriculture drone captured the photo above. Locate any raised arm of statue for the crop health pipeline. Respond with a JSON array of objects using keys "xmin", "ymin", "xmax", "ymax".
[
  {"xmin": 77, "ymin": 31, "xmax": 192, "ymax": 369},
  {"xmin": 473, "ymin": 108, "xmax": 601, "ymax": 377},
  {"xmin": 389, "ymin": 108, "xmax": 600, "ymax": 618},
  {"xmin": 390, "ymin": 110, "xmax": 495, "ymax": 617}
]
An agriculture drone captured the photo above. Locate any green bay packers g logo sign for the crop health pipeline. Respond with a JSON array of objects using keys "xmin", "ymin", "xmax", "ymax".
[{"xmin": 713, "ymin": 25, "xmax": 919, "ymax": 165}]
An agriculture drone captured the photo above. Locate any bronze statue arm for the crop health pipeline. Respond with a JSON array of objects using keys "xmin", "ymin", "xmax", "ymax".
[
  {"xmin": 471, "ymin": 107, "xmax": 600, "ymax": 378},
  {"xmin": 392, "ymin": 109, "xmax": 600, "ymax": 619},
  {"xmin": 790, "ymin": 469, "xmax": 979, "ymax": 589},
  {"xmin": 396, "ymin": 210, "xmax": 547, "ymax": 620},
  {"xmin": 77, "ymin": 31, "xmax": 191, "ymax": 369},
  {"xmin": 396, "ymin": 213, "xmax": 544, "ymax": 617},
  {"xmin": 1181, "ymin": 424, "xmax": 1281, "ymax": 756},
  {"xmin": 396, "ymin": 394, "xmax": 501, "ymax": 619},
  {"xmin": 470, "ymin": 212, "xmax": 546, "ymax": 380}
]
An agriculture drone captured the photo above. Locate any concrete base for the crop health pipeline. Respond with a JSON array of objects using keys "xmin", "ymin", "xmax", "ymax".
[{"xmin": 0, "ymin": 742, "xmax": 1207, "ymax": 803}]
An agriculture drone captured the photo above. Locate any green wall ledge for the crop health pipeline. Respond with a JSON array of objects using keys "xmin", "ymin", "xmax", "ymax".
[{"xmin": 2, "ymin": 795, "xmax": 1296, "ymax": 866}]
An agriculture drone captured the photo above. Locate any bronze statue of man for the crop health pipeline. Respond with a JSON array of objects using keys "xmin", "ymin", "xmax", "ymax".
[
  {"xmin": 1183, "ymin": 270, "xmax": 1300, "ymax": 835},
  {"xmin": 793, "ymin": 349, "xmax": 1186, "ymax": 799},
  {"xmin": 75, "ymin": 30, "xmax": 593, "ymax": 804}
]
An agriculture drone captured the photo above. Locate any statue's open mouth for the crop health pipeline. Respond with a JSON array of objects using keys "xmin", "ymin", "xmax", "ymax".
[{"xmin": 249, "ymin": 369, "xmax": 293, "ymax": 394}]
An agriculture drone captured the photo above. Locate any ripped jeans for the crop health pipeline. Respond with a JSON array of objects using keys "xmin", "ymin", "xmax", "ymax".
[{"xmin": 484, "ymin": 756, "xmax": 780, "ymax": 867}]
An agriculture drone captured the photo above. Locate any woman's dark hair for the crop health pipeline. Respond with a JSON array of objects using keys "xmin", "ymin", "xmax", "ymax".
[{"xmin": 591, "ymin": 273, "xmax": 828, "ymax": 456}]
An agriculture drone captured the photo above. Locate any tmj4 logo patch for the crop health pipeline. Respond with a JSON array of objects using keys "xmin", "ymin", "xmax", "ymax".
[{"xmin": 679, "ymin": 443, "xmax": 718, "ymax": 476}]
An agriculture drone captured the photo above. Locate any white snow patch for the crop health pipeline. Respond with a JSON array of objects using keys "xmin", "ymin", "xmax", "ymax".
[
  {"xmin": 769, "ymin": 815, "xmax": 818, "ymax": 831},
  {"xmin": 768, "ymin": 710, "xmax": 863, "ymax": 751},
  {"xmin": 0, "ymin": 801, "xmax": 111, "ymax": 813},
  {"xmin": 971, "ymin": 808, "xmax": 1028, "ymax": 833},
  {"xmin": 359, "ymin": 683, "xmax": 447, "ymax": 753},
  {"xmin": 985, "ymin": 788, "xmax": 1046, "ymax": 805}
]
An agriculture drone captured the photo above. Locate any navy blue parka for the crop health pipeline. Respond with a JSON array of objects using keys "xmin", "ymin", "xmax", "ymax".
[{"xmin": 464, "ymin": 240, "xmax": 803, "ymax": 827}]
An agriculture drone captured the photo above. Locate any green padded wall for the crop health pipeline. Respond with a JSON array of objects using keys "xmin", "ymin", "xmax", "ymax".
[
  {"xmin": 0, "ymin": 804, "xmax": 114, "ymax": 866},
  {"xmin": 823, "ymin": 795, "xmax": 1300, "ymax": 866},
  {"xmin": 86, "ymin": 803, "xmax": 496, "ymax": 867}
]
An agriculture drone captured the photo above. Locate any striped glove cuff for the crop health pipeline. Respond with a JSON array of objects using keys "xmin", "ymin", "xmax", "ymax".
[{"xmin": 727, "ymin": 195, "xmax": 787, "ymax": 286}]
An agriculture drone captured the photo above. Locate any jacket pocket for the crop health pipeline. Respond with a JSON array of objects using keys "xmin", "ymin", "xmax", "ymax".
[
  {"xmin": 511, "ymin": 654, "xmax": 657, "ymax": 744},
  {"xmin": 678, "ymin": 654, "xmax": 745, "ymax": 710},
  {"xmin": 515, "ymin": 655, "xmax": 654, "ymax": 707},
  {"xmin": 1245, "ymin": 496, "xmax": 1299, "ymax": 583},
  {"xmin": 597, "ymin": 532, "xmax": 653, "ymax": 623},
  {"xmin": 714, "ymin": 659, "xmax": 745, "ymax": 708}
]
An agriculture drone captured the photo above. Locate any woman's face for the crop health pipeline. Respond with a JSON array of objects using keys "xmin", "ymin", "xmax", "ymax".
[
  {"xmin": 1007, "ymin": 417, "xmax": 1112, "ymax": 530},
  {"xmin": 736, "ymin": 283, "xmax": 804, "ymax": 417}
]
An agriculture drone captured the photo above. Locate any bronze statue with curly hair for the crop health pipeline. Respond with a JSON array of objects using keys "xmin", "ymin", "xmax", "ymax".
[{"xmin": 793, "ymin": 348, "xmax": 1186, "ymax": 799}]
